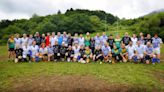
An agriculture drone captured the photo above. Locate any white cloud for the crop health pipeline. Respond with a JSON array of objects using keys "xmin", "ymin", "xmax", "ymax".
[{"xmin": 0, "ymin": 0, "xmax": 164, "ymax": 20}]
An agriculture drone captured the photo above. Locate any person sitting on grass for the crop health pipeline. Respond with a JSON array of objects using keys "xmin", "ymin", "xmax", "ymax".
[
  {"xmin": 127, "ymin": 41, "xmax": 136, "ymax": 62},
  {"xmin": 39, "ymin": 43, "xmax": 48, "ymax": 61},
  {"xmin": 132, "ymin": 51, "xmax": 138, "ymax": 63},
  {"xmin": 73, "ymin": 43, "xmax": 80, "ymax": 62},
  {"xmin": 60, "ymin": 42, "xmax": 67, "ymax": 61},
  {"xmin": 30, "ymin": 41, "xmax": 39, "ymax": 62},
  {"xmin": 120, "ymin": 44, "xmax": 128, "ymax": 62},
  {"xmin": 47, "ymin": 46, "xmax": 54, "ymax": 61},
  {"xmin": 144, "ymin": 42, "xmax": 154, "ymax": 64},
  {"xmin": 7, "ymin": 35, "xmax": 15, "ymax": 61},
  {"xmin": 22, "ymin": 43, "xmax": 30, "ymax": 62},
  {"xmin": 135, "ymin": 41, "xmax": 145, "ymax": 63},
  {"xmin": 101, "ymin": 42, "xmax": 112, "ymax": 63},
  {"xmin": 52, "ymin": 41, "xmax": 60, "ymax": 61},
  {"xmin": 93, "ymin": 46, "xmax": 103, "ymax": 62},
  {"xmin": 112, "ymin": 44, "xmax": 122, "ymax": 63},
  {"xmin": 78, "ymin": 45, "xmax": 85, "ymax": 62},
  {"xmin": 66, "ymin": 45, "xmax": 74, "ymax": 62},
  {"xmin": 14, "ymin": 45, "xmax": 23, "ymax": 63},
  {"xmin": 83, "ymin": 46, "xmax": 93, "ymax": 63},
  {"xmin": 152, "ymin": 54, "xmax": 160, "ymax": 65}
]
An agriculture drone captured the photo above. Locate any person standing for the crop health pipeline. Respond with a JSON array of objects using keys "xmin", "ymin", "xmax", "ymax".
[{"xmin": 7, "ymin": 35, "xmax": 15, "ymax": 61}]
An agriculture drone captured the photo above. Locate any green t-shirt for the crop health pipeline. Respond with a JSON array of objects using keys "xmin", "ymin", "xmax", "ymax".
[
  {"xmin": 85, "ymin": 37, "xmax": 90, "ymax": 46},
  {"xmin": 8, "ymin": 39, "xmax": 15, "ymax": 49},
  {"xmin": 114, "ymin": 38, "xmax": 121, "ymax": 49}
]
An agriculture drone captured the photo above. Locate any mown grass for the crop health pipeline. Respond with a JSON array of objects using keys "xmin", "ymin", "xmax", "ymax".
[{"xmin": 0, "ymin": 33, "xmax": 164, "ymax": 91}]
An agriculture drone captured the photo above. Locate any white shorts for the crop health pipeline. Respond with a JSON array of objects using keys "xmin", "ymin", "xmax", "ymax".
[
  {"xmin": 74, "ymin": 54, "xmax": 78, "ymax": 58},
  {"xmin": 153, "ymin": 48, "xmax": 160, "ymax": 54},
  {"xmin": 137, "ymin": 54, "xmax": 144, "ymax": 59},
  {"xmin": 128, "ymin": 54, "xmax": 134, "ymax": 59}
]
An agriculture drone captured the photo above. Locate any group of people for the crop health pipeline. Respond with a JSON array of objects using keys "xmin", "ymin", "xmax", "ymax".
[{"xmin": 7, "ymin": 31, "xmax": 163, "ymax": 64}]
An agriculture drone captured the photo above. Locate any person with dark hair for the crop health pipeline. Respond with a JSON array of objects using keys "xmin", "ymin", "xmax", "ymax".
[
  {"xmin": 52, "ymin": 41, "xmax": 60, "ymax": 61},
  {"xmin": 122, "ymin": 32, "xmax": 131, "ymax": 46},
  {"xmin": 107, "ymin": 34, "xmax": 114, "ymax": 49},
  {"xmin": 34, "ymin": 32, "xmax": 41, "ymax": 45}
]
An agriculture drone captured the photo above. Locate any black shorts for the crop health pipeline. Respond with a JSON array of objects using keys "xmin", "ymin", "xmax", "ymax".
[
  {"xmin": 9, "ymin": 48, "xmax": 14, "ymax": 51},
  {"xmin": 43, "ymin": 54, "xmax": 48, "ymax": 56}
]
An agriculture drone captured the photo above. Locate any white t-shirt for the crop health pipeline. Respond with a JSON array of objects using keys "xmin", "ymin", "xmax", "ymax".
[
  {"xmin": 131, "ymin": 37, "xmax": 138, "ymax": 46},
  {"xmin": 127, "ymin": 45, "xmax": 136, "ymax": 56},
  {"xmin": 39, "ymin": 47, "xmax": 48, "ymax": 54},
  {"xmin": 14, "ymin": 38, "xmax": 21, "ymax": 46},
  {"xmin": 136, "ymin": 45, "xmax": 145, "ymax": 54},
  {"xmin": 50, "ymin": 36, "xmax": 58, "ymax": 46},
  {"xmin": 30, "ymin": 45, "xmax": 39, "ymax": 56},
  {"xmin": 78, "ymin": 37, "xmax": 85, "ymax": 46},
  {"xmin": 22, "ymin": 46, "xmax": 30, "ymax": 58},
  {"xmin": 21, "ymin": 37, "xmax": 28, "ymax": 46}
]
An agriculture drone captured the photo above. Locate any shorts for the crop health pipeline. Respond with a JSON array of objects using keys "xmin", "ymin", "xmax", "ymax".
[
  {"xmin": 128, "ymin": 54, "xmax": 134, "ymax": 60},
  {"xmin": 9, "ymin": 48, "xmax": 14, "ymax": 51},
  {"xmin": 153, "ymin": 48, "xmax": 160, "ymax": 54},
  {"xmin": 137, "ymin": 54, "xmax": 144, "ymax": 59},
  {"xmin": 74, "ymin": 54, "xmax": 78, "ymax": 58}
]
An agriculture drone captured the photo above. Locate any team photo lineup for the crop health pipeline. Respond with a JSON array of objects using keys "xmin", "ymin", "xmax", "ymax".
[{"xmin": 7, "ymin": 31, "xmax": 163, "ymax": 64}]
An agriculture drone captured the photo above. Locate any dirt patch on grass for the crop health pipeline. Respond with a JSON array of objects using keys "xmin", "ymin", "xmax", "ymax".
[{"xmin": 4, "ymin": 75, "xmax": 146, "ymax": 92}]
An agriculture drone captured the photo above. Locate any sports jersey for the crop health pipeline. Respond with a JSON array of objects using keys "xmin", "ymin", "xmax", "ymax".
[
  {"xmin": 127, "ymin": 45, "xmax": 136, "ymax": 57},
  {"xmin": 114, "ymin": 39, "xmax": 121, "ymax": 49},
  {"xmin": 131, "ymin": 37, "xmax": 138, "ymax": 46},
  {"xmin": 78, "ymin": 37, "xmax": 85, "ymax": 46},
  {"xmin": 47, "ymin": 46, "xmax": 54, "ymax": 54},
  {"xmin": 45, "ymin": 36, "xmax": 50, "ymax": 46},
  {"xmin": 14, "ymin": 38, "xmax": 21, "ymax": 46},
  {"xmin": 67, "ymin": 49, "xmax": 74, "ymax": 57},
  {"xmin": 34, "ymin": 36, "xmax": 41, "ymax": 45},
  {"xmin": 73, "ymin": 37, "xmax": 79, "ymax": 44},
  {"xmin": 152, "ymin": 37, "xmax": 163, "ymax": 48},
  {"xmin": 100, "ymin": 35, "xmax": 108, "ymax": 45},
  {"xmin": 85, "ymin": 37, "xmax": 90, "ymax": 46},
  {"xmin": 94, "ymin": 49, "xmax": 102, "ymax": 56},
  {"xmin": 90, "ymin": 40, "xmax": 95, "ymax": 48},
  {"xmin": 50, "ymin": 36, "xmax": 58, "ymax": 46},
  {"xmin": 85, "ymin": 49, "xmax": 91, "ymax": 55},
  {"xmin": 52, "ymin": 45, "xmax": 60, "ymax": 53},
  {"xmin": 94, "ymin": 36, "xmax": 101, "ymax": 47},
  {"xmin": 120, "ymin": 48, "xmax": 127, "ymax": 54},
  {"xmin": 145, "ymin": 46, "xmax": 153, "ymax": 55},
  {"xmin": 21, "ymin": 37, "xmax": 28, "ymax": 46},
  {"xmin": 8, "ymin": 39, "xmax": 15, "ymax": 49},
  {"xmin": 79, "ymin": 49, "xmax": 85, "ymax": 56},
  {"xmin": 145, "ymin": 38, "xmax": 152, "ymax": 44},
  {"xmin": 122, "ymin": 36, "xmax": 131, "ymax": 45},
  {"xmin": 27, "ymin": 38, "xmax": 34, "ymax": 46},
  {"xmin": 39, "ymin": 47, "xmax": 48, "ymax": 54},
  {"xmin": 60, "ymin": 46, "xmax": 67, "ymax": 54},
  {"xmin": 73, "ymin": 47, "xmax": 80, "ymax": 54},
  {"xmin": 101, "ymin": 46, "xmax": 111, "ymax": 56},
  {"xmin": 30, "ymin": 45, "xmax": 39, "ymax": 57},
  {"xmin": 62, "ymin": 35, "xmax": 68, "ymax": 44},
  {"xmin": 107, "ymin": 38, "xmax": 114, "ymax": 49},
  {"xmin": 136, "ymin": 45, "xmax": 145, "ymax": 54},
  {"xmin": 112, "ymin": 48, "xmax": 121, "ymax": 55},
  {"xmin": 67, "ymin": 37, "xmax": 73, "ymax": 46}
]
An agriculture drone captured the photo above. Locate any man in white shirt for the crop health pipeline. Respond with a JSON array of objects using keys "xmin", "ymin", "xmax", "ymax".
[
  {"xmin": 14, "ymin": 34, "xmax": 21, "ymax": 48},
  {"xmin": 50, "ymin": 32, "xmax": 58, "ymax": 46},
  {"xmin": 21, "ymin": 34, "xmax": 28, "ymax": 47},
  {"xmin": 127, "ymin": 41, "xmax": 136, "ymax": 60}
]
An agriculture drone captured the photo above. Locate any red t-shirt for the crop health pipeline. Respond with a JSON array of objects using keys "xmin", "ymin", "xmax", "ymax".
[{"xmin": 45, "ymin": 36, "xmax": 50, "ymax": 46}]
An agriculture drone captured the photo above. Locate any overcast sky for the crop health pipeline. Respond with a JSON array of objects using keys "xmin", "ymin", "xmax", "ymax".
[{"xmin": 0, "ymin": 0, "xmax": 164, "ymax": 20}]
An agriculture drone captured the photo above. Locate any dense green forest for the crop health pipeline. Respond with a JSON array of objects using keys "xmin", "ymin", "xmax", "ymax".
[{"xmin": 0, "ymin": 8, "xmax": 164, "ymax": 43}]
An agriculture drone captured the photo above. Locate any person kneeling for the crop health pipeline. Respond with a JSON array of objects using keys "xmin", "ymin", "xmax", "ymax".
[
  {"xmin": 93, "ymin": 46, "xmax": 103, "ymax": 62},
  {"xmin": 83, "ymin": 46, "xmax": 93, "ymax": 63},
  {"xmin": 112, "ymin": 45, "xmax": 122, "ymax": 63},
  {"xmin": 15, "ymin": 45, "xmax": 23, "ymax": 63}
]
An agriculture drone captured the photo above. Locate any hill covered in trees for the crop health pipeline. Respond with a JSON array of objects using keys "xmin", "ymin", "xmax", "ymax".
[{"xmin": 0, "ymin": 8, "xmax": 164, "ymax": 43}]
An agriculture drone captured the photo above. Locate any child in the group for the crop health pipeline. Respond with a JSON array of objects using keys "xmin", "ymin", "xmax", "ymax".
[
  {"xmin": 15, "ymin": 45, "xmax": 23, "ymax": 63},
  {"xmin": 144, "ymin": 42, "xmax": 154, "ymax": 64},
  {"xmin": 39, "ymin": 43, "xmax": 48, "ymax": 61},
  {"xmin": 120, "ymin": 44, "xmax": 128, "ymax": 62},
  {"xmin": 60, "ymin": 42, "xmax": 67, "ymax": 61},
  {"xmin": 93, "ymin": 46, "xmax": 103, "ymax": 62},
  {"xmin": 112, "ymin": 44, "xmax": 122, "ymax": 63},
  {"xmin": 127, "ymin": 41, "xmax": 136, "ymax": 61},
  {"xmin": 52, "ymin": 41, "xmax": 60, "ymax": 61},
  {"xmin": 101, "ymin": 42, "xmax": 112, "ymax": 62},
  {"xmin": 66, "ymin": 46, "xmax": 74, "ymax": 62},
  {"xmin": 73, "ymin": 43, "xmax": 80, "ymax": 62},
  {"xmin": 83, "ymin": 46, "xmax": 93, "ymax": 63},
  {"xmin": 78, "ymin": 45, "xmax": 85, "ymax": 62},
  {"xmin": 30, "ymin": 41, "xmax": 39, "ymax": 62},
  {"xmin": 47, "ymin": 46, "xmax": 54, "ymax": 61}
]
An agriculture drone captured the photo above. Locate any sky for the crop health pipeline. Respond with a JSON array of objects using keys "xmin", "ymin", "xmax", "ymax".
[{"xmin": 0, "ymin": 0, "xmax": 164, "ymax": 20}]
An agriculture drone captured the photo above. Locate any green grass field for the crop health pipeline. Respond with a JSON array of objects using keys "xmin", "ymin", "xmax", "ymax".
[{"xmin": 0, "ymin": 38, "xmax": 164, "ymax": 92}]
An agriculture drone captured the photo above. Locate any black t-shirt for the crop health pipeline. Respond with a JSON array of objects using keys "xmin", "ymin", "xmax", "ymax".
[
  {"xmin": 144, "ymin": 38, "xmax": 152, "ymax": 44},
  {"xmin": 94, "ymin": 49, "xmax": 102, "ymax": 56},
  {"xmin": 107, "ymin": 39, "xmax": 114, "ymax": 47},
  {"xmin": 90, "ymin": 40, "xmax": 95, "ymax": 48},
  {"xmin": 53, "ymin": 45, "xmax": 60, "ymax": 53},
  {"xmin": 34, "ymin": 36, "xmax": 41, "ymax": 45},
  {"xmin": 15, "ymin": 48, "xmax": 23, "ymax": 57},
  {"xmin": 67, "ymin": 50, "xmax": 74, "ymax": 57},
  {"xmin": 122, "ymin": 36, "xmax": 131, "ymax": 45},
  {"xmin": 79, "ymin": 49, "xmax": 85, "ymax": 56},
  {"xmin": 60, "ymin": 46, "xmax": 67, "ymax": 54},
  {"xmin": 67, "ymin": 37, "xmax": 73, "ymax": 45}
]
